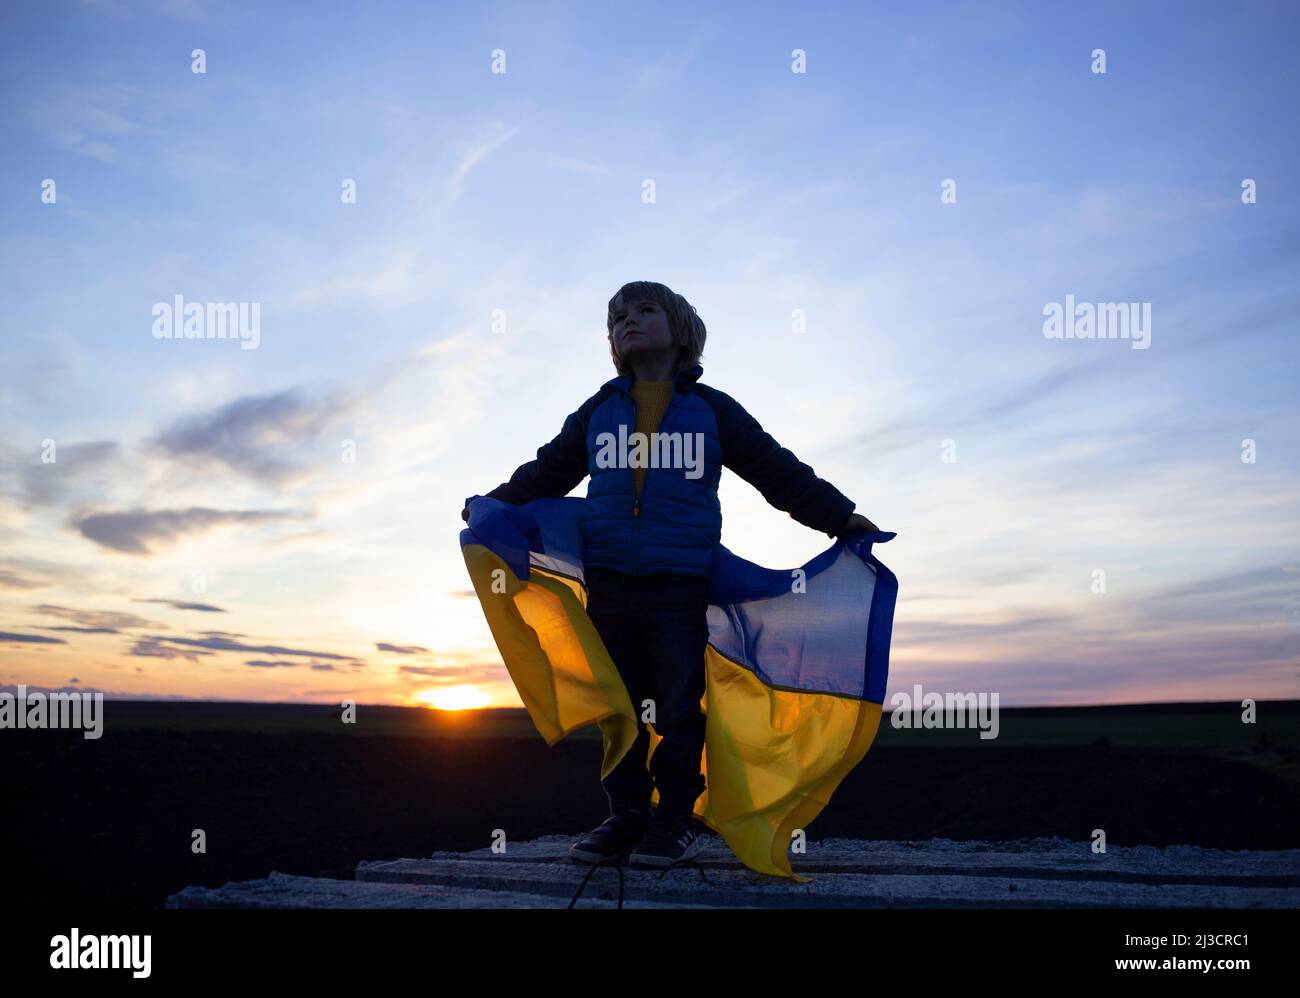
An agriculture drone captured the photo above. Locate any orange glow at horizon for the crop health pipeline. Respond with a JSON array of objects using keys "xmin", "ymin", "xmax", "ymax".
[{"xmin": 414, "ymin": 685, "xmax": 493, "ymax": 710}]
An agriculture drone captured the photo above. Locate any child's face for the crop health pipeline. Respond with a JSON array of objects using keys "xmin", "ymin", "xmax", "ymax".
[{"xmin": 611, "ymin": 297, "xmax": 674, "ymax": 367}]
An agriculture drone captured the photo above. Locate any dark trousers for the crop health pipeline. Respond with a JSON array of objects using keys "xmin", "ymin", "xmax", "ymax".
[{"xmin": 586, "ymin": 566, "xmax": 709, "ymax": 819}]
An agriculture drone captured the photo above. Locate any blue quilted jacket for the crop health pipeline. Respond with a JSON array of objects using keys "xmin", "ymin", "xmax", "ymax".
[{"xmin": 464, "ymin": 363, "xmax": 856, "ymax": 578}]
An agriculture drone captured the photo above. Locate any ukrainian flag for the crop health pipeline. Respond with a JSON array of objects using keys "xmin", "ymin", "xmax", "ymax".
[{"xmin": 460, "ymin": 495, "xmax": 897, "ymax": 882}]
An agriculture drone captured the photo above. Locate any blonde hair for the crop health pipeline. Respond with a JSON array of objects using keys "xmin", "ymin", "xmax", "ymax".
[{"xmin": 606, "ymin": 281, "xmax": 707, "ymax": 376}]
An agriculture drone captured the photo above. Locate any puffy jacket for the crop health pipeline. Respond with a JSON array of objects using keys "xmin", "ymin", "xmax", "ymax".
[{"xmin": 463, "ymin": 363, "xmax": 856, "ymax": 578}]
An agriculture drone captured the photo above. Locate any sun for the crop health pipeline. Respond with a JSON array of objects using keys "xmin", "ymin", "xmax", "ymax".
[{"xmin": 415, "ymin": 685, "xmax": 491, "ymax": 711}]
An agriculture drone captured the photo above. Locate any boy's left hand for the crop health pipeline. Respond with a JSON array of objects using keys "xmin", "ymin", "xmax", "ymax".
[{"xmin": 835, "ymin": 513, "xmax": 879, "ymax": 537}]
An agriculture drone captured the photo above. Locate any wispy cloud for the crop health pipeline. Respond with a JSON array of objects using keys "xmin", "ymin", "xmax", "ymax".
[
  {"xmin": 27, "ymin": 82, "xmax": 152, "ymax": 163},
  {"xmin": 447, "ymin": 125, "xmax": 519, "ymax": 204},
  {"xmin": 133, "ymin": 598, "xmax": 227, "ymax": 613},
  {"xmin": 399, "ymin": 663, "xmax": 506, "ymax": 685},
  {"xmin": 128, "ymin": 637, "xmax": 215, "ymax": 663},
  {"xmin": 12, "ymin": 441, "xmax": 121, "ymax": 508},
  {"xmin": 0, "ymin": 568, "xmax": 45, "ymax": 590},
  {"xmin": 149, "ymin": 388, "xmax": 351, "ymax": 487},
  {"xmin": 836, "ymin": 360, "xmax": 1113, "ymax": 457},
  {"xmin": 287, "ymin": 244, "xmax": 429, "ymax": 309},
  {"xmin": 72, "ymin": 507, "xmax": 307, "ymax": 555},
  {"xmin": 31, "ymin": 604, "xmax": 163, "ymax": 630},
  {"xmin": 140, "ymin": 633, "xmax": 362, "ymax": 662},
  {"xmin": 0, "ymin": 631, "xmax": 67, "ymax": 645},
  {"xmin": 377, "ymin": 642, "xmax": 431, "ymax": 655},
  {"xmin": 631, "ymin": 25, "xmax": 712, "ymax": 91}
]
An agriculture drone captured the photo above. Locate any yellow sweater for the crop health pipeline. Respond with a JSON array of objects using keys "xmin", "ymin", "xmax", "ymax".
[{"xmin": 631, "ymin": 379, "xmax": 673, "ymax": 500}]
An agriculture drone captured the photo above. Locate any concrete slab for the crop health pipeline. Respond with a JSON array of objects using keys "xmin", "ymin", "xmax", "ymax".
[{"xmin": 166, "ymin": 834, "xmax": 1300, "ymax": 909}]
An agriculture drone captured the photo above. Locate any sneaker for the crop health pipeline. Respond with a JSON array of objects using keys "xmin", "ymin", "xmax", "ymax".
[
  {"xmin": 569, "ymin": 809, "xmax": 650, "ymax": 864},
  {"xmin": 628, "ymin": 807, "xmax": 705, "ymax": 868}
]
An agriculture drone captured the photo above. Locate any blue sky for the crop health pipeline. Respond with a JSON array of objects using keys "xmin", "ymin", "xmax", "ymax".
[{"xmin": 1, "ymin": 0, "xmax": 1298, "ymax": 707}]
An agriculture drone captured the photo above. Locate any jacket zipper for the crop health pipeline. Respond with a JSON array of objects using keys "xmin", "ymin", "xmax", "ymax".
[
  {"xmin": 630, "ymin": 391, "xmax": 641, "ymax": 573},
  {"xmin": 629, "ymin": 380, "xmax": 677, "ymax": 575}
]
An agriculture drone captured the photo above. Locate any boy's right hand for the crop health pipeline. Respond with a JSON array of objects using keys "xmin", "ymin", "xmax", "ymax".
[{"xmin": 834, "ymin": 512, "xmax": 879, "ymax": 537}]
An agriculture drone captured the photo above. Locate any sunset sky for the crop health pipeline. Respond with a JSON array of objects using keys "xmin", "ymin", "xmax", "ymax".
[{"xmin": 2, "ymin": 0, "xmax": 1298, "ymax": 709}]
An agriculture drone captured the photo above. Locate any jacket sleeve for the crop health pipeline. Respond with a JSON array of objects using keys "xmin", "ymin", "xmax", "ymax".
[
  {"xmin": 464, "ymin": 396, "xmax": 594, "ymax": 520},
  {"xmin": 707, "ymin": 388, "xmax": 856, "ymax": 537}
]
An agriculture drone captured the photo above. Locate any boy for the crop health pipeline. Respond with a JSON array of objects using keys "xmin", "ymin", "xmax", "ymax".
[{"xmin": 464, "ymin": 281, "xmax": 876, "ymax": 867}]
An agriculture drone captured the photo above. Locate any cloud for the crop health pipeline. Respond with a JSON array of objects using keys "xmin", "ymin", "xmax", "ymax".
[
  {"xmin": 376, "ymin": 642, "xmax": 431, "ymax": 654},
  {"xmin": 27, "ymin": 82, "xmax": 150, "ymax": 163},
  {"xmin": 895, "ymin": 614, "xmax": 1075, "ymax": 647},
  {"xmin": 631, "ymin": 25, "xmax": 711, "ymax": 91},
  {"xmin": 133, "ymin": 598, "xmax": 227, "ymax": 613},
  {"xmin": 288, "ymin": 245, "xmax": 427, "ymax": 309},
  {"xmin": 891, "ymin": 621, "xmax": 1297, "ymax": 707},
  {"xmin": 15, "ymin": 440, "xmax": 121, "ymax": 507},
  {"xmin": 0, "ymin": 683, "xmax": 219, "ymax": 700},
  {"xmin": 39, "ymin": 626, "xmax": 119, "ymax": 634},
  {"xmin": 128, "ymin": 637, "xmax": 215, "ymax": 663},
  {"xmin": 1147, "ymin": 565, "xmax": 1294, "ymax": 605},
  {"xmin": 1129, "ymin": 564, "xmax": 1300, "ymax": 628},
  {"xmin": 142, "ymin": 633, "xmax": 361, "ymax": 661},
  {"xmin": 837, "ymin": 360, "xmax": 1112, "ymax": 457},
  {"xmin": 244, "ymin": 659, "xmax": 339, "ymax": 670},
  {"xmin": 262, "ymin": 528, "xmax": 334, "ymax": 550},
  {"xmin": 0, "ymin": 632, "xmax": 66, "ymax": 645},
  {"xmin": 149, "ymin": 388, "xmax": 350, "ymax": 486},
  {"xmin": 0, "ymin": 558, "xmax": 83, "ymax": 592},
  {"xmin": 296, "ymin": 688, "xmax": 363, "ymax": 697},
  {"xmin": 30, "ymin": 604, "xmax": 163, "ymax": 630},
  {"xmin": 0, "ymin": 568, "xmax": 44, "ymax": 590},
  {"xmin": 885, "ymin": 560, "xmax": 1300, "ymax": 705},
  {"xmin": 72, "ymin": 506, "xmax": 306, "ymax": 554},
  {"xmin": 399, "ymin": 663, "xmax": 504, "ymax": 684},
  {"xmin": 446, "ymin": 125, "xmax": 519, "ymax": 204}
]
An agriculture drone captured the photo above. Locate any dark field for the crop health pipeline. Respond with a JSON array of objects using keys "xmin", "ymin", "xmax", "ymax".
[{"xmin": 7, "ymin": 700, "xmax": 1299, "ymax": 909}]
